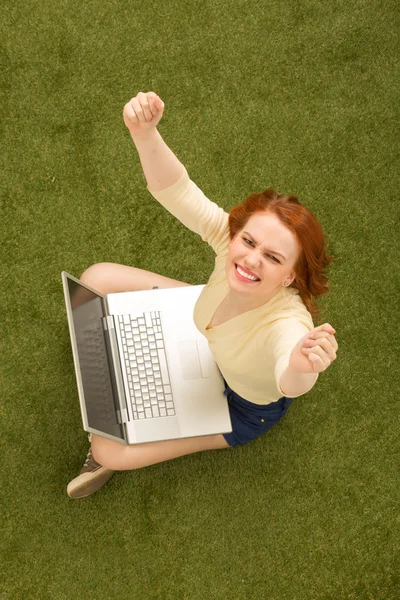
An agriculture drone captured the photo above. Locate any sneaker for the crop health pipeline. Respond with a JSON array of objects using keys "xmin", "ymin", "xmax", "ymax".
[{"xmin": 67, "ymin": 445, "xmax": 115, "ymax": 499}]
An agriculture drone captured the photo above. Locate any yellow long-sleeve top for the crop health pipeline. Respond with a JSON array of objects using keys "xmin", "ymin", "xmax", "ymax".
[{"xmin": 147, "ymin": 166, "xmax": 318, "ymax": 405}]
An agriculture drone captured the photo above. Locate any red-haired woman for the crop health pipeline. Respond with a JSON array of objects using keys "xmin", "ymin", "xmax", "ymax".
[{"xmin": 67, "ymin": 92, "xmax": 338, "ymax": 499}]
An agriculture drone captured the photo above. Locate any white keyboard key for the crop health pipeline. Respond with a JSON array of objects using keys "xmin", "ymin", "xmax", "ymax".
[
  {"xmin": 145, "ymin": 312, "xmax": 152, "ymax": 328},
  {"xmin": 167, "ymin": 409, "xmax": 175, "ymax": 416},
  {"xmin": 152, "ymin": 406, "xmax": 160, "ymax": 417},
  {"xmin": 160, "ymin": 407, "xmax": 167, "ymax": 417},
  {"xmin": 145, "ymin": 408, "xmax": 152, "ymax": 418}
]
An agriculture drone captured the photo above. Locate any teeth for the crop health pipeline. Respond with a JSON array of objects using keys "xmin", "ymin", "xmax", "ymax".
[{"xmin": 236, "ymin": 265, "xmax": 259, "ymax": 281}]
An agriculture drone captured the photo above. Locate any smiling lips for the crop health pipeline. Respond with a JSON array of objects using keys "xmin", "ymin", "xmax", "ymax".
[{"xmin": 235, "ymin": 263, "xmax": 260, "ymax": 282}]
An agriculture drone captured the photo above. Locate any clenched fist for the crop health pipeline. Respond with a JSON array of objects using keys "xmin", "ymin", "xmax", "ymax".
[
  {"xmin": 289, "ymin": 323, "xmax": 338, "ymax": 374},
  {"xmin": 123, "ymin": 91, "xmax": 165, "ymax": 138}
]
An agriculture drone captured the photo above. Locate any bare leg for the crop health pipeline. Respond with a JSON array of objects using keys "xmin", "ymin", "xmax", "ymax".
[
  {"xmin": 92, "ymin": 432, "xmax": 230, "ymax": 471},
  {"xmin": 79, "ymin": 261, "xmax": 194, "ymax": 294}
]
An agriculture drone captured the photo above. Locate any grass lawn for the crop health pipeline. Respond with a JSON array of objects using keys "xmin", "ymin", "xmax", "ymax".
[{"xmin": 1, "ymin": 0, "xmax": 399, "ymax": 598}]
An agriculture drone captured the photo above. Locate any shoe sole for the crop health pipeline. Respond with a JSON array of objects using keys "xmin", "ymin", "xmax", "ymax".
[{"xmin": 67, "ymin": 469, "xmax": 115, "ymax": 499}]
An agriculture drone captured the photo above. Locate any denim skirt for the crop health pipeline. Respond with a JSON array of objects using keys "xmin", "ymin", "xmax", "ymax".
[{"xmin": 222, "ymin": 378, "xmax": 294, "ymax": 448}]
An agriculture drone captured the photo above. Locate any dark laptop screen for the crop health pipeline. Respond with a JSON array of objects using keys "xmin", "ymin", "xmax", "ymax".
[{"xmin": 66, "ymin": 276, "xmax": 124, "ymax": 440}]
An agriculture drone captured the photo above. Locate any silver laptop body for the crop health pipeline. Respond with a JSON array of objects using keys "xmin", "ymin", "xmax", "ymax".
[{"xmin": 61, "ymin": 272, "xmax": 232, "ymax": 445}]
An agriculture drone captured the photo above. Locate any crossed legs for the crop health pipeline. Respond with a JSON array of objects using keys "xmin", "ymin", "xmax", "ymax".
[{"xmin": 80, "ymin": 262, "xmax": 230, "ymax": 471}]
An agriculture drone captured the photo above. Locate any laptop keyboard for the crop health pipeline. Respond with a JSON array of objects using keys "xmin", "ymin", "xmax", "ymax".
[{"xmin": 117, "ymin": 311, "xmax": 176, "ymax": 420}]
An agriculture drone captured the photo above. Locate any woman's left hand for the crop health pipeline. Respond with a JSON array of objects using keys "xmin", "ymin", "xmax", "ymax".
[{"xmin": 289, "ymin": 323, "xmax": 338, "ymax": 374}]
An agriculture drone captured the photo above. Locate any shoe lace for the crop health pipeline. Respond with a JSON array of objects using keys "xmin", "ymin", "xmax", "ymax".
[
  {"xmin": 81, "ymin": 447, "xmax": 101, "ymax": 473},
  {"xmin": 83, "ymin": 448, "xmax": 93, "ymax": 468}
]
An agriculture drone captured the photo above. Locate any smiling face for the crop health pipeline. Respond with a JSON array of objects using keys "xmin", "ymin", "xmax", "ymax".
[{"xmin": 225, "ymin": 212, "xmax": 301, "ymax": 304}]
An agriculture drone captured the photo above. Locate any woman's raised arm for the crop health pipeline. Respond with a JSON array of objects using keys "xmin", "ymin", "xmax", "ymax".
[{"xmin": 123, "ymin": 91, "xmax": 185, "ymax": 192}]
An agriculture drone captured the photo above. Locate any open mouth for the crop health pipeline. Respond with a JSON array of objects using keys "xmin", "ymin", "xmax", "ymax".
[{"xmin": 234, "ymin": 263, "xmax": 260, "ymax": 282}]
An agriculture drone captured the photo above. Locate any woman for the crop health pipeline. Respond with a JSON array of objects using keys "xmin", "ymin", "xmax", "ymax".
[{"xmin": 67, "ymin": 92, "xmax": 338, "ymax": 499}]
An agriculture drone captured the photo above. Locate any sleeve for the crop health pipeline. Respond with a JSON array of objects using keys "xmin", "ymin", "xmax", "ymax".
[
  {"xmin": 270, "ymin": 318, "xmax": 319, "ymax": 398},
  {"xmin": 147, "ymin": 165, "xmax": 230, "ymax": 256}
]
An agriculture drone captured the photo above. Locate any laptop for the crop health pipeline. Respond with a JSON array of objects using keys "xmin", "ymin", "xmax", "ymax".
[{"xmin": 61, "ymin": 271, "xmax": 232, "ymax": 445}]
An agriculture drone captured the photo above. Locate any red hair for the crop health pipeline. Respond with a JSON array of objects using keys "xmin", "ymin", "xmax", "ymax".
[{"xmin": 228, "ymin": 189, "xmax": 333, "ymax": 321}]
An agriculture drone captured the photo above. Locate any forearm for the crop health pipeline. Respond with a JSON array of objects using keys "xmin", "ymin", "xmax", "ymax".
[
  {"xmin": 279, "ymin": 365, "xmax": 318, "ymax": 398},
  {"xmin": 130, "ymin": 128, "xmax": 185, "ymax": 192}
]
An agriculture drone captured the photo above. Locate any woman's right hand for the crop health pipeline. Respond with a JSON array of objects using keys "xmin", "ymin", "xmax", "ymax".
[{"xmin": 123, "ymin": 91, "xmax": 165, "ymax": 138}]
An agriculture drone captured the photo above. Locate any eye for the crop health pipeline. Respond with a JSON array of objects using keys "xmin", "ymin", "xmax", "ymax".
[
  {"xmin": 242, "ymin": 237, "xmax": 254, "ymax": 246},
  {"xmin": 242, "ymin": 237, "xmax": 281, "ymax": 263}
]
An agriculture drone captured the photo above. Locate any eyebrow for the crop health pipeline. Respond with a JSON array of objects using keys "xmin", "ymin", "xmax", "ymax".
[{"xmin": 242, "ymin": 231, "xmax": 287, "ymax": 261}]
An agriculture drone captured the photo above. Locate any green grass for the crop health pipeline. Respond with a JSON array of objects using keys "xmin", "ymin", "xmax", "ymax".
[{"xmin": 1, "ymin": 0, "xmax": 399, "ymax": 598}]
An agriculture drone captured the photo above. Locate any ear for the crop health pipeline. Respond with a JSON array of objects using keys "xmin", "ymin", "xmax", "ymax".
[{"xmin": 286, "ymin": 270, "xmax": 296, "ymax": 285}]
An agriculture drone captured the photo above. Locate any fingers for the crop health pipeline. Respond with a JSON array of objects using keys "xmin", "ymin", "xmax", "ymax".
[
  {"xmin": 307, "ymin": 349, "xmax": 330, "ymax": 372},
  {"xmin": 306, "ymin": 331, "xmax": 338, "ymax": 353},
  {"xmin": 127, "ymin": 92, "xmax": 162, "ymax": 124},
  {"xmin": 131, "ymin": 95, "xmax": 150, "ymax": 123},
  {"xmin": 303, "ymin": 337, "xmax": 337, "ymax": 360},
  {"xmin": 314, "ymin": 323, "xmax": 336, "ymax": 334},
  {"xmin": 303, "ymin": 343, "xmax": 332, "ymax": 371}
]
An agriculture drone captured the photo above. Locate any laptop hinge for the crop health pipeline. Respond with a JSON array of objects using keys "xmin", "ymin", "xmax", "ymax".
[
  {"xmin": 101, "ymin": 315, "xmax": 130, "ymax": 433},
  {"xmin": 116, "ymin": 408, "xmax": 129, "ymax": 424},
  {"xmin": 102, "ymin": 315, "xmax": 114, "ymax": 331}
]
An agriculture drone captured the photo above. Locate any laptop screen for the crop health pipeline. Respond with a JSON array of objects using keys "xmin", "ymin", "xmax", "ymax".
[{"xmin": 65, "ymin": 276, "xmax": 124, "ymax": 440}]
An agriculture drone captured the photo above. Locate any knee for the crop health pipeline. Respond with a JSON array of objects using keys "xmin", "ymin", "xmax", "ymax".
[
  {"xmin": 91, "ymin": 434, "xmax": 128, "ymax": 471},
  {"xmin": 79, "ymin": 262, "xmax": 126, "ymax": 296},
  {"xmin": 80, "ymin": 262, "xmax": 113, "ymax": 286}
]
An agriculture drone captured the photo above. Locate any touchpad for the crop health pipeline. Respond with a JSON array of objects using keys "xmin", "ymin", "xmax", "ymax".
[{"xmin": 178, "ymin": 340, "xmax": 202, "ymax": 380}]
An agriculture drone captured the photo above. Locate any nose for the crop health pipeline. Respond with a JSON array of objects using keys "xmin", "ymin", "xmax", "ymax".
[{"xmin": 244, "ymin": 251, "xmax": 261, "ymax": 269}]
